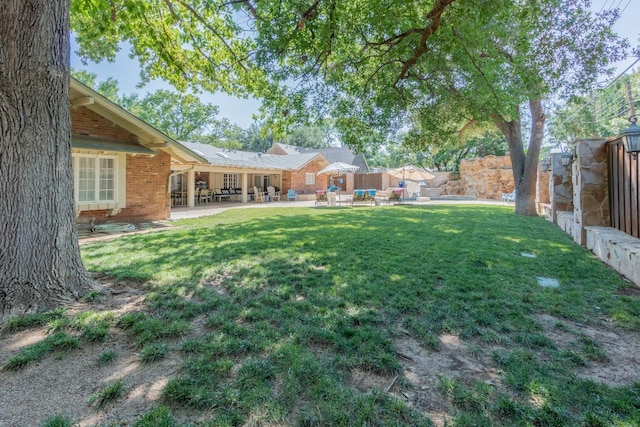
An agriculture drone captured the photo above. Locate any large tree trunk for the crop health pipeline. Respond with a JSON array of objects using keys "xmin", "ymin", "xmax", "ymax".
[
  {"xmin": 492, "ymin": 100, "xmax": 544, "ymax": 216},
  {"xmin": 0, "ymin": 1, "xmax": 95, "ymax": 321}
]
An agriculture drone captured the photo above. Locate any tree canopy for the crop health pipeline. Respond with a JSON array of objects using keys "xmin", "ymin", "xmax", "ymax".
[
  {"xmin": 72, "ymin": 69, "xmax": 243, "ymax": 146},
  {"xmin": 549, "ymin": 69, "xmax": 640, "ymax": 146},
  {"xmin": 71, "ymin": 0, "xmax": 628, "ymax": 214}
]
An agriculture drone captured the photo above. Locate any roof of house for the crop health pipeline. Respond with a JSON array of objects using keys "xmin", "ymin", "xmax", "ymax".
[
  {"xmin": 71, "ymin": 135, "xmax": 156, "ymax": 155},
  {"xmin": 177, "ymin": 141, "xmax": 327, "ymax": 171},
  {"xmin": 269, "ymin": 143, "xmax": 370, "ymax": 173},
  {"xmin": 70, "ymin": 78, "xmax": 207, "ymax": 165}
]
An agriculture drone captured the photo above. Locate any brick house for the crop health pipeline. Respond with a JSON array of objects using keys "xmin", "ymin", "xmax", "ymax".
[
  {"xmin": 173, "ymin": 141, "xmax": 330, "ymax": 204},
  {"xmin": 70, "ymin": 79, "xmax": 356, "ymax": 215},
  {"xmin": 267, "ymin": 143, "xmax": 370, "ymax": 193},
  {"xmin": 70, "ymin": 78, "xmax": 205, "ymax": 225}
]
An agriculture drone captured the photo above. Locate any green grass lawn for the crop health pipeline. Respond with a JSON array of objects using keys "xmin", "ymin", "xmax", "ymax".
[{"xmin": 11, "ymin": 204, "xmax": 640, "ymax": 426}]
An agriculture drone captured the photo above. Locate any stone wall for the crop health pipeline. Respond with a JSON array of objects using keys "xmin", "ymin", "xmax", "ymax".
[
  {"xmin": 459, "ymin": 156, "xmax": 514, "ymax": 200},
  {"xmin": 537, "ymin": 162, "xmax": 550, "ymax": 215},
  {"xmin": 546, "ymin": 138, "xmax": 640, "ymax": 287},
  {"xmin": 549, "ymin": 152, "xmax": 573, "ymax": 224},
  {"xmin": 550, "ymin": 139, "xmax": 609, "ymax": 245},
  {"xmin": 573, "ymin": 140, "xmax": 610, "ymax": 234},
  {"xmin": 442, "ymin": 178, "xmax": 465, "ymax": 196},
  {"xmin": 586, "ymin": 226, "xmax": 640, "ymax": 287}
]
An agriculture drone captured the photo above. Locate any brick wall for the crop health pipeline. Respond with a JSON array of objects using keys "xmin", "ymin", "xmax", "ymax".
[
  {"xmin": 124, "ymin": 151, "xmax": 171, "ymax": 220},
  {"xmin": 284, "ymin": 158, "xmax": 329, "ymax": 194},
  {"xmin": 72, "ymin": 107, "xmax": 171, "ymax": 224},
  {"xmin": 71, "ymin": 107, "xmax": 138, "ymax": 142}
]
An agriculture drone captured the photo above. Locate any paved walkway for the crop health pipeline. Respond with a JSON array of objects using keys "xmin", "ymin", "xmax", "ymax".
[
  {"xmin": 170, "ymin": 198, "xmax": 508, "ymax": 220},
  {"xmin": 170, "ymin": 200, "xmax": 316, "ymax": 220},
  {"xmin": 79, "ymin": 198, "xmax": 510, "ymax": 243}
]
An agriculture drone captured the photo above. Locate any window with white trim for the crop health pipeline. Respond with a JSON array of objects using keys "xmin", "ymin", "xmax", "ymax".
[
  {"xmin": 74, "ymin": 154, "xmax": 117, "ymax": 203},
  {"xmin": 305, "ymin": 173, "xmax": 315, "ymax": 185},
  {"xmin": 224, "ymin": 173, "xmax": 239, "ymax": 188}
]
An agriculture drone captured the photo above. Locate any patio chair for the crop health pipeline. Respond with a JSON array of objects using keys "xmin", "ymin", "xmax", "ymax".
[
  {"xmin": 315, "ymin": 189, "xmax": 329, "ymax": 206},
  {"xmin": 502, "ymin": 190, "xmax": 516, "ymax": 203},
  {"xmin": 253, "ymin": 186, "xmax": 266, "ymax": 203},
  {"xmin": 375, "ymin": 190, "xmax": 391, "ymax": 205},
  {"xmin": 267, "ymin": 186, "xmax": 281, "ymax": 202},
  {"xmin": 287, "ymin": 189, "xmax": 297, "ymax": 201},
  {"xmin": 198, "ymin": 188, "xmax": 212, "ymax": 204}
]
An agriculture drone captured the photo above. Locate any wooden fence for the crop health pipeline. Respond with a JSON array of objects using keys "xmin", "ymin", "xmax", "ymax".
[
  {"xmin": 354, "ymin": 173, "xmax": 382, "ymax": 190},
  {"xmin": 608, "ymin": 138, "xmax": 639, "ymax": 238}
]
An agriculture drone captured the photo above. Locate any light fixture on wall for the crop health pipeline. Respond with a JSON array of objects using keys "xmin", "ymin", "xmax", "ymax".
[
  {"xmin": 561, "ymin": 146, "xmax": 573, "ymax": 168},
  {"xmin": 620, "ymin": 115, "xmax": 640, "ymax": 159}
]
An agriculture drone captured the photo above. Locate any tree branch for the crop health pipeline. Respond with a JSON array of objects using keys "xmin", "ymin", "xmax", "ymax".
[
  {"xmin": 394, "ymin": 0, "xmax": 457, "ymax": 86},
  {"xmin": 453, "ymin": 27, "xmax": 503, "ymax": 108}
]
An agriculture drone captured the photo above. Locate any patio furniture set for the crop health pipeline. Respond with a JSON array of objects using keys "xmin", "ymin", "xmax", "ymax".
[{"xmin": 315, "ymin": 188, "xmax": 404, "ymax": 206}]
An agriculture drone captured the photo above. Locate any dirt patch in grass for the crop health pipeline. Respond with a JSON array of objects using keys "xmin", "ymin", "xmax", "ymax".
[
  {"xmin": 396, "ymin": 335, "xmax": 503, "ymax": 427},
  {"xmin": 353, "ymin": 318, "xmax": 640, "ymax": 427},
  {"xmin": 534, "ymin": 313, "xmax": 640, "ymax": 387},
  {"xmin": 0, "ymin": 275, "xmax": 184, "ymax": 427},
  {"xmin": 3, "ymin": 275, "xmax": 640, "ymax": 426}
]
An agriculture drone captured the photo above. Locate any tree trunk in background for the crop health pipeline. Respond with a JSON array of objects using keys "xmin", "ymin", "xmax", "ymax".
[
  {"xmin": 492, "ymin": 101, "xmax": 542, "ymax": 217},
  {"xmin": 516, "ymin": 99, "xmax": 545, "ymax": 216},
  {"xmin": 0, "ymin": 1, "xmax": 95, "ymax": 321}
]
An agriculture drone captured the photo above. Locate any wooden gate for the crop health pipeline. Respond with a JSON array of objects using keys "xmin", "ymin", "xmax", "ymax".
[
  {"xmin": 354, "ymin": 173, "xmax": 382, "ymax": 190},
  {"xmin": 608, "ymin": 138, "xmax": 640, "ymax": 238}
]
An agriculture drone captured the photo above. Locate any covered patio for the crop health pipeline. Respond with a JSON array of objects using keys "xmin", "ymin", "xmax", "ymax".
[
  {"xmin": 169, "ymin": 141, "xmax": 330, "ymax": 209},
  {"xmin": 169, "ymin": 167, "xmax": 284, "ymax": 207}
]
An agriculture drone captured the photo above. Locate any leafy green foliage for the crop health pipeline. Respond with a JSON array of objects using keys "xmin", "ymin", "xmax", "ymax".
[
  {"xmin": 549, "ymin": 72, "xmax": 640, "ymax": 145},
  {"xmin": 120, "ymin": 90, "xmax": 231, "ymax": 144},
  {"xmin": 70, "ymin": 1, "xmax": 628, "ymax": 214},
  {"xmin": 71, "ymin": 69, "xmax": 238, "ymax": 145},
  {"xmin": 139, "ymin": 343, "xmax": 169, "ymax": 363},
  {"xmin": 71, "ymin": 0, "xmax": 268, "ymax": 96},
  {"xmin": 72, "ymin": 310, "xmax": 116, "ymax": 342},
  {"xmin": 117, "ymin": 311, "xmax": 190, "ymax": 345},
  {"xmin": 98, "ymin": 350, "xmax": 119, "ymax": 364}
]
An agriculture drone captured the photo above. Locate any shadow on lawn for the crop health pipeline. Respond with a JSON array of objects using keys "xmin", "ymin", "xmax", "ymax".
[{"xmin": 77, "ymin": 204, "xmax": 640, "ymax": 425}]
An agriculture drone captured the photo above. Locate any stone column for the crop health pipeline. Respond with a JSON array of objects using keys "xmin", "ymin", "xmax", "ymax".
[
  {"xmin": 549, "ymin": 152, "xmax": 573, "ymax": 224},
  {"xmin": 572, "ymin": 139, "xmax": 610, "ymax": 244},
  {"xmin": 536, "ymin": 160, "xmax": 550, "ymax": 215}
]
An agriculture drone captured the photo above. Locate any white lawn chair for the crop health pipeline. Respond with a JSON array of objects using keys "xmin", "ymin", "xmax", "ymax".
[{"xmin": 267, "ymin": 186, "xmax": 280, "ymax": 201}]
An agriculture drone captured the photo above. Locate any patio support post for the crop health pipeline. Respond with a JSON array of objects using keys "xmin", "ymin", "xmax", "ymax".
[
  {"xmin": 187, "ymin": 170, "xmax": 196, "ymax": 208},
  {"xmin": 241, "ymin": 173, "xmax": 249, "ymax": 203}
]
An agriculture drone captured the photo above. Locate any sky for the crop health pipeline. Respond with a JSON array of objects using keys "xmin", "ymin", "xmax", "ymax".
[
  {"xmin": 69, "ymin": 40, "xmax": 262, "ymax": 129},
  {"xmin": 70, "ymin": 0, "xmax": 640, "ymax": 130}
]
